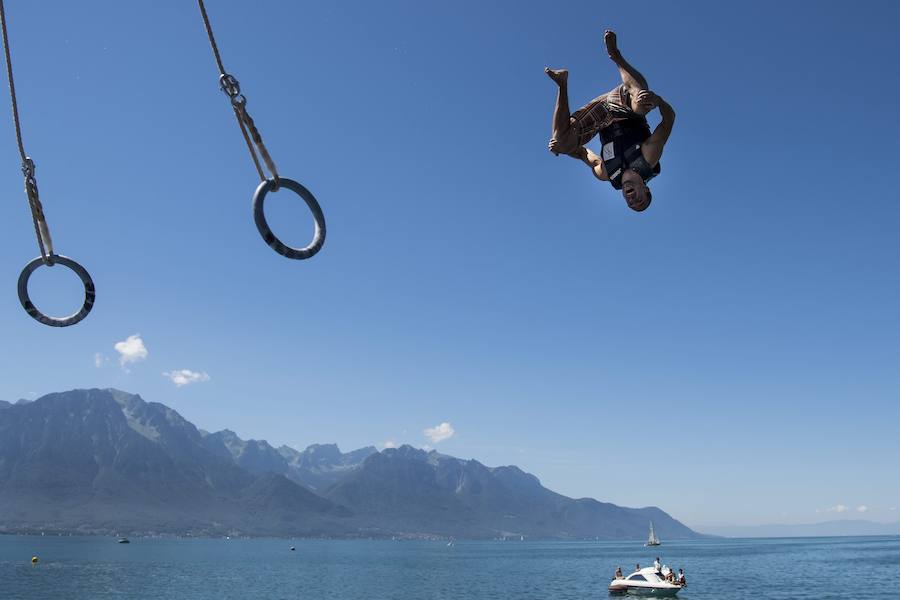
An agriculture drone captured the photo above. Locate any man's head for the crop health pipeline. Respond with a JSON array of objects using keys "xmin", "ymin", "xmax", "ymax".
[{"xmin": 621, "ymin": 169, "xmax": 652, "ymax": 212}]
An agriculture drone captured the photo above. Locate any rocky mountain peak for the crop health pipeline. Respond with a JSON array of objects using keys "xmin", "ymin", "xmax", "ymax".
[
  {"xmin": 303, "ymin": 443, "xmax": 343, "ymax": 462},
  {"xmin": 382, "ymin": 444, "xmax": 430, "ymax": 461}
]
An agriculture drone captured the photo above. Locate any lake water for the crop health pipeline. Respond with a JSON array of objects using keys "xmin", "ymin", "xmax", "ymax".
[{"xmin": 0, "ymin": 535, "xmax": 896, "ymax": 599}]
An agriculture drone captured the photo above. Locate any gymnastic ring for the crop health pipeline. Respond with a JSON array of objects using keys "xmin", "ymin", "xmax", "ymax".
[
  {"xmin": 252, "ymin": 177, "xmax": 326, "ymax": 260},
  {"xmin": 17, "ymin": 254, "xmax": 95, "ymax": 327}
]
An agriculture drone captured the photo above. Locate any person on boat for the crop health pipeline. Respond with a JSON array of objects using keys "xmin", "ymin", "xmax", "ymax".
[
  {"xmin": 545, "ymin": 30, "xmax": 675, "ymax": 212},
  {"xmin": 635, "ymin": 563, "xmax": 641, "ymax": 573},
  {"xmin": 653, "ymin": 557, "xmax": 661, "ymax": 573},
  {"xmin": 678, "ymin": 568, "xmax": 686, "ymax": 587},
  {"xmin": 615, "ymin": 566, "xmax": 623, "ymax": 579}
]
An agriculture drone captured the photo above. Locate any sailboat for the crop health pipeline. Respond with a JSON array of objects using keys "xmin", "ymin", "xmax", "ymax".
[{"xmin": 645, "ymin": 521, "xmax": 661, "ymax": 547}]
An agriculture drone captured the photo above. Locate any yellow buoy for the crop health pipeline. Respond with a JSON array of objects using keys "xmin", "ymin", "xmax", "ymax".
[{"xmin": 31, "ymin": 556, "xmax": 38, "ymax": 564}]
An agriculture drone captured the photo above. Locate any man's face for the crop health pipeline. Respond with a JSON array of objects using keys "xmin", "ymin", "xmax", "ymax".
[{"xmin": 621, "ymin": 171, "xmax": 650, "ymax": 212}]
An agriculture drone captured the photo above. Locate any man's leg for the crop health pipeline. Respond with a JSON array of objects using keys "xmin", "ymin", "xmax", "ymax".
[
  {"xmin": 545, "ymin": 68, "xmax": 578, "ymax": 155},
  {"xmin": 604, "ymin": 30, "xmax": 649, "ymax": 97}
]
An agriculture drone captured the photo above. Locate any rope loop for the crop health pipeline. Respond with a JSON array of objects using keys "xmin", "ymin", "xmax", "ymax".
[
  {"xmin": 20, "ymin": 157, "xmax": 54, "ymax": 264},
  {"xmin": 236, "ymin": 107, "xmax": 279, "ymax": 186},
  {"xmin": 24, "ymin": 174, "xmax": 38, "ymax": 204}
]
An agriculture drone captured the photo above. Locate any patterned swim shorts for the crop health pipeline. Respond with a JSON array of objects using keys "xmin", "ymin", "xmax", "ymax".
[{"xmin": 569, "ymin": 84, "xmax": 638, "ymax": 147}]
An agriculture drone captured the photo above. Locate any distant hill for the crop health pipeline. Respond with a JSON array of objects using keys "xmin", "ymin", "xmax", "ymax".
[
  {"xmin": 0, "ymin": 388, "xmax": 700, "ymax": 539},
  {"xmin": 326, "ymin": 445, "xmax": 696, "ymax": 540},
  {"xmin": 0, "ymin": 389, "xmax": 350, "ymax": 536},
  {"xmin": 703, "ymin": 520, "xmax": 900, "ymax": 538}
]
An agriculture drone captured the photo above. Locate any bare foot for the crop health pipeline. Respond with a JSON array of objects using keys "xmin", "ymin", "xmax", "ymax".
[
  {"xmin": 604, "ymin": 30, "xmax": 621, "ymax": 59},
  {"xmin": 545, "ymin": 67, "xmax": 568, "ymax": 86}
]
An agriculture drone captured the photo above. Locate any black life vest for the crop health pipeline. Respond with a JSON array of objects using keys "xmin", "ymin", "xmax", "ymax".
[{"xmin": 598, "ymin": 117, "xmax": 661, "ymax": 190}]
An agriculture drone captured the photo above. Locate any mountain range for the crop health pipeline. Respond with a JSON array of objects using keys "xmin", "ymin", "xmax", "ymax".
[{"xmin": 0, "ymin": 388, "xmax": 699, "ymax": 539}]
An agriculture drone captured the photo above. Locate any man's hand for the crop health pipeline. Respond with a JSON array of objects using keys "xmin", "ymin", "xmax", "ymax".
[
  {"xmin": 548, "ymin": 138, "xmax": 561, "ymax": 155},
  {"xmin": 604, "ymin": 30, "xmax": 621, "ymax": 59},
  {"xmin": 635, "ymin": 90, "xmax": 659, "ymax": 113}
]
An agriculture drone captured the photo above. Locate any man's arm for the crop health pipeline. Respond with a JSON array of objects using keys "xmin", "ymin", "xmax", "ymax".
[
  {"xmin": 605, "ymin": 31, "xmax": 649, "ymax": 95},
  {"xmin": 641, "ymin": 96, "xmax": 675, "ymax": 167},
  {"xmin": 571, "ymin": 146, "xmax": 609, "ymax": 181}
]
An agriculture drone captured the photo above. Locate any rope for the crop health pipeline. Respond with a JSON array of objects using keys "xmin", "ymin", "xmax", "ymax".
[
  {"xmin": 197, "ymin": 0, "xmax": 226, "ymax": 77},
  {"xmin": 196, "ymin": 0, "xmax": 279, "ymax": 187},
  {"xmin": 0, "ymin": 0, "xmax": 24, "ymax": 164},
  {"xmin": 0, "ymin": 0, "xmax": 52, "ymax": 263}
]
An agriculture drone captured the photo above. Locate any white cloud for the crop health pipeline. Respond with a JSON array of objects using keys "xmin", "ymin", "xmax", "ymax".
[
  {"xmin": 383, "ymin": 440, "xmax": 397, "ymax": 449},
  {"xmin": 825, "ymin": 504, "xmax": 849, "ymax": 513},
  {"xmin": 890, "ymin": 507, "xmax": 897, "ymax": 512},
  {"xmin": 856, "ymin": 505, "xmax": 868, "ymax": 513},
  {"xmin": 93, "ymin": 353, "xmax": 110, "ymax": 368},
  {"xmin": 163, "ymin": 369, "xmax": 210, "ymax": 387},
  {"xmin": 423, "ymin": 422, "xmax": 455, "ymax": 444},
  {"xmin": 114, "ymin": 335, "xmax": 148, "ymax": 367}
]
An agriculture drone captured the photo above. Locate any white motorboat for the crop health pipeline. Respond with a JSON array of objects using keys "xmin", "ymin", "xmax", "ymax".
[{"xmin": 608, "ymin": 567, "xmax": 682, "ymax": 596}]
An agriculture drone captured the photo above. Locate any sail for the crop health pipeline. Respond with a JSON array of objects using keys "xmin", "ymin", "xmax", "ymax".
[{"xmin": 647, "ymin": 522, "xmax": 660, "ymax": 545}]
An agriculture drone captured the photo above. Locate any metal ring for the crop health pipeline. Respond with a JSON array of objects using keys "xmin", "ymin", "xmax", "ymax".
[
  {"xmin": 17, "ymin": 254, "xmax": 95, "ymax": 327},
  {"xmin": 252, "ymin": 177, "xmax": 326, "ymax": 260}
]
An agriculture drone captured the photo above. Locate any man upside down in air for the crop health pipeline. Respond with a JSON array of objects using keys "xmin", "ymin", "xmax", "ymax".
[{"xmin": 546, "ymin": 30, "xmax": 675, "ymax": 212}]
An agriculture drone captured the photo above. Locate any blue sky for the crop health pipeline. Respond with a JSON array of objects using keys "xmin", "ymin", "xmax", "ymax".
[{"xmin": 0, "ymin": 1, "xmax": 897, "ymax": 530}]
